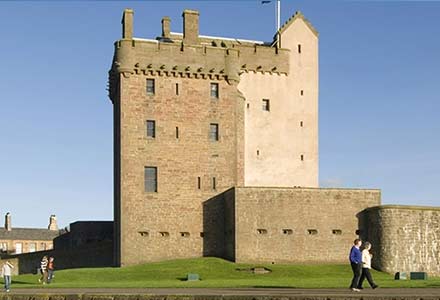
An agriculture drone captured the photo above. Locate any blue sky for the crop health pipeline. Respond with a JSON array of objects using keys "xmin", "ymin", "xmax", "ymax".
[{"xmin": 0, "ymin": 0, "xmax": 439, "ymax": 228}]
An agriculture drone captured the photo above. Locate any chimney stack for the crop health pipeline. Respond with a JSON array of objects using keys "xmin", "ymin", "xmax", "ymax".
[
  {"xmin": 5, "ymin": 213, "xmax": 11, "ymax": 231},
  {"xmin": 121, "ymin": 8, "xmax": 134, "ymax": 39},
  {"xmin": 162, "ymin": 16, "xmax": 171, "ymax": 39},
  {"xmin": 48, "ymin": 215, "xmax": 58, "ymax": 231},
  {"xmin": 182, "ymin": 10, "xmax": 199, "ymax": 45}
]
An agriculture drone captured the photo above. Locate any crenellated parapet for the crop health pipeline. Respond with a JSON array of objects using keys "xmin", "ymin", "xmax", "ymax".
[{"xmin": 108, "ymin": 8, "xmax": 290, "ymax": 103}]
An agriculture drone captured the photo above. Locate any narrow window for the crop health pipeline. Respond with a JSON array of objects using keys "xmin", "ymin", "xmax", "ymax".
[
  {"xmin": 308, "ymin": 229, "xmax": 318, "ymax": 235},
  {"xmin": 197, "ymin": 177, "xmax": 201, "ymax": 189},
  {"xmin": 300, "ymin": 90, "xmax": 304, "ymax": 96},
  {"xmin": 210, "ymin": 82, "xmax": 219, "ymax": 98},
  {"xmin": 247, "ymin": 103, "xmax": 250, "ymax": 109},
  {"xmin": 15, "ymin": 243, "xmax": 22, "ymax": 254},
  {"xmin": 175, "ymin": 83, "xmax": 179, "ymax": 95},
  {"xmin": 257, "ymin": 150, "xmax": 260, "ymax": 156},
  {"xmin": 146, "ymin": 79, "xmax": 155, "ymax": 95},
  {"xmin": 146, "ymin": 120, "xmax": 156, "ymax": 138},
  {"xmin": 301, "ymin": 154, "xmax": 304, "ymax": 161},
  {"xmin": 298, "ymin": 44, "xmax": 302, "ymax": 53},
  {"xmin": 257, "ymin": 229, "xmax": 268, "ymax": 235},
  {"xmin": 180, "ymin": 232, "xmax": 190, "ymax": 237},
  {"xmin": 159, "ymin": 232, "xmax": 169, "ymax": 237},
  {"xmin": 262, "ymin": 99, "xmax": 270, "ymax": 111},
  {"xmin": 212, "ymin": 177, "xmax": 216, "ymax": 190},
  {"xmin": 144, "ymin": 167, "xmax": 157, "ymax": 192},
  {"xmin": 200, "ymin": 232, "xmax": 205, "ymax": 238},
  {"xmin": 300, "ymin": 121, "xmax": 303, "ymax": 127},
  {"xmin": 176, "ymin": 126, "xmax": 179, "ymax": 139},
  {"xmin": 40, "ymin": 243, "xmax": 46, "ymax": 251},
  {"xmin": 332, "ymin": 229, "xmax": 342, "ymax": 235},
  {"xmin": 210, "ymin": 123, "xmax": 219, "ymax": 141},
  {"xmin": 283, "ymin": 229, "xmax": 293, "ymax": 235},
  {"xmin": 138, "ymin": 231, "xmax": 149, "ymax": 237}
]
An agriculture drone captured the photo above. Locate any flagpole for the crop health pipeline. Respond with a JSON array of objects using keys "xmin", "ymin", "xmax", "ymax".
[{"xmin": 277, "ymin": 0, "xmax": 281, "ymax": 31}]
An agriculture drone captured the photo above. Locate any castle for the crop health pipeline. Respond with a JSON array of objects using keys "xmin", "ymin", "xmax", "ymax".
[{"xmin": 108, "ymin": 8, "xmax": 440, "ymax": 275}]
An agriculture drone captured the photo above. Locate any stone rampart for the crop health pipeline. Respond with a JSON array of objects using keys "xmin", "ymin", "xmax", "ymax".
[{"xmin": 358, "ymin": 205, "xmax": 440, "ymax": 276}]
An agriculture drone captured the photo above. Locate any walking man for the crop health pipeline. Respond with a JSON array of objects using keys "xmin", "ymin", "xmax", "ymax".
[
  {"xmin": 1, "ymin": 260, "xmax": 14, "ymax": 292},
  {"xmin": 349, "ymin": 239, "xmax": 362, "ymax": 292}
]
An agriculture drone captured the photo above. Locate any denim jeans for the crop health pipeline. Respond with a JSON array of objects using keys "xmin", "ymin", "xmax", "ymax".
[{"xmin": 4, "ymin": 275, "xmax": 11, "ymax": 290}]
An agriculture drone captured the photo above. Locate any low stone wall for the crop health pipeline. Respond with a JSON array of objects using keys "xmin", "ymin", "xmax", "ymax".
[
  {"xmin": 0, "ymin": 241, "xmax": 113, "ymax": 275},
  {"xmin": 359, "ymin": 205, "xmax": 440, "ymax": 276},
  {"xmin": 215, "ymin": 187, "xmax": 381, "ymax": 263}
]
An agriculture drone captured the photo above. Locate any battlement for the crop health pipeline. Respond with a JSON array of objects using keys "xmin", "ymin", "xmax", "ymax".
[{"xmin": 109, "ymin": 8, "xmax": 291, "ymax": 102}]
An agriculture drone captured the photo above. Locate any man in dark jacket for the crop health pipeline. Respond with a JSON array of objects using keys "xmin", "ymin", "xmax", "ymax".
[{"xmin": 349, "ymin": 239, "xmax": 363, "ymax": 292}]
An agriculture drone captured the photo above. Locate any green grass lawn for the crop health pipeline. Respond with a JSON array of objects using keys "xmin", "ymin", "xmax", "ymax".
[{"xmin": 9, "ymin": 257, "xmax": 440, "ymax": 289}]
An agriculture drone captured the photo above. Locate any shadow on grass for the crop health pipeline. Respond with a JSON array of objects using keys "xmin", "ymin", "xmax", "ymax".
[
  {"xmin": 11, "ymin": 280, "xmax": 36, "ymax": 285},
  {"xmin": 252, "ymin": 286, "xmax": 297, "ymax": 289}
]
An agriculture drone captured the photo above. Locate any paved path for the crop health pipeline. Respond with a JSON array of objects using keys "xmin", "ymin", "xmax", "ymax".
[{"xmin": 4, "ymin": 288, "xmax": 440, "ymax": 297}]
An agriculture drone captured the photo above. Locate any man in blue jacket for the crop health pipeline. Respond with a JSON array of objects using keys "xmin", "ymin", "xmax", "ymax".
[{"xmin": 349, "ymin": 238, "xmax": 363, "ymax": 292}]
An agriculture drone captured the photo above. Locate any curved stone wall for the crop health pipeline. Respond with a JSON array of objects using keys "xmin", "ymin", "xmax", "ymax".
[{"xmin": 359, "ymin": 205, "xmax": 440, "ymax": 276}]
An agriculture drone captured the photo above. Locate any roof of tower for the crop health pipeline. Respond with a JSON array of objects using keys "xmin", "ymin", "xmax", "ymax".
[{"xmin": 278, "ymin": 11, "xmax": 319, "ymax": 37}]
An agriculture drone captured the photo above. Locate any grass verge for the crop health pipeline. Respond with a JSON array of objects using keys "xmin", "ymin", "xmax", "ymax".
[{"xmin": 8, "ymin": 257, "xmax": 440, "ymax": 288}]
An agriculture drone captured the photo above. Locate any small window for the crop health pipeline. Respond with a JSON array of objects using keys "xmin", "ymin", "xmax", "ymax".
[
  {"xmin": 282, "ymin": 229, "xmax": 293, "ymax": 235},
  {"xmin": 29, "ymin": 243, "xmax": 36, "ymax": 252},
  {"xmin": 300, "ymin": 121, "xmax": 303, "ymax": 127},
  {"xmin": 257, "ymin": 229, "xmax": 268, "ymax": 235},
  {"xmin": 247, "ymin": 103, "xmax": 250, "ymax": 109},
  {"xmin": 200, "ymin": 232, "xmax": 205, "ymax": 238},
  {"xmin": 139, "ymin": 231, "xmax": 149, "ymax": 237},
  {"xmin": 308, "ymin": 229, "xmax": 318, "ymax": 235},
  {"xmin": 298, "ymin": 44, "xmax": 302, "ymax": 53},
  {"xmin": 40, "ymin": 243, "xmax": 46, "ymax": 251},
  {"xmin": 210, "ymin": 83, "xmax": 219, "ymax": 98},
  {"xmin": 144, "ymin": 167, "xmax": 157, "ymax": 192},
  {"xmin": 210, "ymin": 123, "xmax": 219, "ymax": 141},
  {"xmin": 146, "ymin": 120, "xmax": 156, "ymax": 138},
  {"xmin": 301, "ymin": 154, "xmax": 304, "ymax": 161},
  {"xmin": 212, "ymin": 177, "xmax": 216, "ymax": 190},
  {"xmin": 300, "ymin": 90, "xmax": 304, "ymax": 96},
  {"xmin": 176, "ymin": 127, "xmax": 179, "ymax": 139},
  {"xmin": 175, "ymin": 83, "xmax": 179, "ymax": 95},
  {"xmin": 146, "ymin": 79, "xmax": 155, "ymax": 95},
  {"xmin": 197, "ymin": 177, "xmax": 201, "ymax": 189},
  {"xmin": 180, "ymin": 232, "xmax": 190, "ymax": 237},
  {"xmin": 0, "ymin": 243, "xmax": 7, "ymax": 252},
  {"xmin": 159, "ymin": 232, "xmax": 169, "ymax": 237},
  {"xmin": 332, "ymin": 229, "xmax": 342, "ymax": 235},
  {"xmin": 257, "ymin": 150, "xmax": 260, "ymax": 156},
  {"xmin": 262, "ymin": 99, "xmax": 270, "ymax": 111},
  {"xmin": 15, "ymin": 243, "xmax": 22, "ymax": 254}
]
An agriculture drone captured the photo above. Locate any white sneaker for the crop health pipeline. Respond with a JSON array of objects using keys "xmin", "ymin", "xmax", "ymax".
[
  {"xmin": 6, "ymin": 289, "xmax": 10, "ymax": 292},
  {"xmin": 351, "ymin": 288, "xmax": 360, "ymax": 292}
]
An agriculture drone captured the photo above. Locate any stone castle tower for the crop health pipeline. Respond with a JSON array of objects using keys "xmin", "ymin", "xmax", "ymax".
[{"xmin": 109, "ymin": 8, "xmax": 320, "ymax": 266}]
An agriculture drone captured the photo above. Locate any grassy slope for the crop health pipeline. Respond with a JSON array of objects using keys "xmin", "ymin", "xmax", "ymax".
[{"xmin": 10, "ymin": 258, "xmax": 440, "ymax": 289}]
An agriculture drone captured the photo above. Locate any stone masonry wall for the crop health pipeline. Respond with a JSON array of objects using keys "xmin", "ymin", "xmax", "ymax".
[
  {"xmin": 233, "ymin": 187, "xmax": 381, "ymax": 263},
  {"xmin": 116, "ymin": 72, "xmax": 244, "ymax": 266},
  {"xmin": 359, "ymin": 205, "xmax": 440, "ymax": 276}
]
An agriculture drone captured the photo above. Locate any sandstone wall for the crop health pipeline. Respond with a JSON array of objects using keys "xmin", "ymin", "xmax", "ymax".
[
  {"xmin": 115, "ymin": 72, "xmax": 243, "ymax": 266},
  {"xmin": 0, "ymin": 241, "xmax": 113, "ymax": 275},
  {"xmin": 359, "ymin": 205, "xmax": 440, "ymax": 276},
  {"xmin": 233, "ymin": 187, "xmax": 380, "ymax": 263}
]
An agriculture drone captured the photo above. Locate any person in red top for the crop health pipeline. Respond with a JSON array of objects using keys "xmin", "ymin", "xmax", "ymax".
[{"xmin": 47, "ymin": 257, "xmax": 55, "ymax": 283}]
